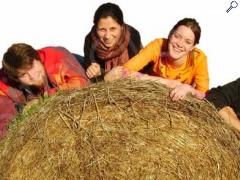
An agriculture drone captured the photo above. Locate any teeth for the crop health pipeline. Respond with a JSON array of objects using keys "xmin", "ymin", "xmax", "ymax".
[{"xmin": 173, "ymin": 46, "xmax": 182, "ymax": 52}]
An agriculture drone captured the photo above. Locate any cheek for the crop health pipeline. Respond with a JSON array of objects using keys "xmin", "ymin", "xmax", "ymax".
[
  {"xmin": 185, "ymin": 45, "xmax": 194, "ymax": 52},
  {"xmin": 96, "ymin": 31, "xmax": 105, "ymax": 40},
  {"xmin": 19, "ymin": 78, "xmax": 30, "ymax": 85},
  {"xmin": 169, "ymin": 36, "xmax": 176, "ymax": 44},
  {"xmin": 112, "ymin": 31, "xmax": 122, "ymax": 42}
]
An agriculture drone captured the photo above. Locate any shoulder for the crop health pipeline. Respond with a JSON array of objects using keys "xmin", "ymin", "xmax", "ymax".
[
  {"xmin": 146, "ymin": 38, "xmax": 166, "ymax": 49},
  {"xmin": 127, "ymin": 24, "xmax": 141, "ymax": 44},
  {"xmin": 38, "ymin": 46, "xmax": 71, "ymax": 56},
  {"xmin": 192, "ymin": 48, "xmax": 207, "ymax": 66},
  {"xmin": 127, "ymin": 24, "xmax": 140, "ymax": 35},
  {"xmin": 38, "ymin": 46, "xmax": 73, "ymax": 66},
  {"xmin": 84, "ymin": 31, "xmax": 92, "ymax": 44},
  {"xmin": 193, "ymin": 48, "xmax": 207, "ymax": 61}
]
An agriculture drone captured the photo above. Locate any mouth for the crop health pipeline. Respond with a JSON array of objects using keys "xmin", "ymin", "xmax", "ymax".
[
  {"xmin": 104, "ymin": 41, "xmax": 112, "ymax": 45},
  {"xmin": 172, "ymin": 44, "xmax": 183, "ymax": 53}
]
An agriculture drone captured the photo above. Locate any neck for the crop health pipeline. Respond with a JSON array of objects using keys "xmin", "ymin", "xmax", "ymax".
[{"xmin": 167, "ymin": 55, "xmax": 187, "ymax": 68}]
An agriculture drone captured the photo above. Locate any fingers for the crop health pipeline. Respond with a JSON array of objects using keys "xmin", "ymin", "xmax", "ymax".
[
  {"xmin": 170, "ymin": 87, "xmax": 185, "ymax": 101},
  {"xmin": 86, "ymin": 63, "xmax": 101, "ymax": 78},
  {"xmin": 170, "ymin": 91, "xmax": 183, "ymax": 101}
]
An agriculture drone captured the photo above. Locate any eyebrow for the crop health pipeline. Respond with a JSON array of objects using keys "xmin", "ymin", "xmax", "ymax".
[
  {"xmin": 175, "ymin": 31, "xmax": 194, "ymax": 43},
  {"xmin": 17, "ymin": 72, "xmax": 26, "ymax": 78}
]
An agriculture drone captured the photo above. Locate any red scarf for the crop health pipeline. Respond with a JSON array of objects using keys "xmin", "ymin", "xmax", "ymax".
[{"xmin": 91, "ymin": 24, "xmax": 130, "ymax": 72}]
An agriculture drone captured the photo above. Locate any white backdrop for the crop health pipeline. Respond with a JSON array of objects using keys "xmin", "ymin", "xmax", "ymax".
[{"xmin": 0, "ymin": 0, "xmax": 239, "ymax": 88}]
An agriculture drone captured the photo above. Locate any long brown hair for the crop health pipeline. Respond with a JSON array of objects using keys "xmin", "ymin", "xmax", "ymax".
[{"xmin": 168, "ymin": 18, "xmax": 201, "ymax": 45}]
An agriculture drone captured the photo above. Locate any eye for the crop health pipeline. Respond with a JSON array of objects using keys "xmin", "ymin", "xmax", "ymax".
[
  {"xmin": 18, "ymin": 72, "xmax": 28, "ymax": 79},
  {"xmin": 110, "ymin": 27, "xmax": 116, "ymax": 31},
  {"xmin": 97, "ymin": 28, "xmax": 106, "ymax": 33},
  {"xmin": 185, "ymin": 40, "xmax": 193, "ymax": 45}
]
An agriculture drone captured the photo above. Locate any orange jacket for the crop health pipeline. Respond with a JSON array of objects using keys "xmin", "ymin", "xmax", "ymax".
[
  {"xmin": 124, "ymin": 38, "xmax": 209, "ymax": 92},
  {"xmin": 38, "ymin": 47, "xmax": 90, "ymax": 92}
]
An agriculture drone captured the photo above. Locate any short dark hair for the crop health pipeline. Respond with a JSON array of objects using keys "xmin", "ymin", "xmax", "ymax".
[
  {"xmin": 2, "ymin": 43, "xmax": 40, "ymax": 79},
  {"xmin": 93, "ymin": 2, "xmax": 124, "ymax": 26},
  {"xmin": 168, "ymin": 18, "xmax": 201, "ymax": 45}
]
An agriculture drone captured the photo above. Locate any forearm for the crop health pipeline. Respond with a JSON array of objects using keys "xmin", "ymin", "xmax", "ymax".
[
  {"xmin": 59, "ymin": 77, "xmax": 90, "ymax": 90},
  {"xmin": 104, "ymin": 66, "xmax": 167, "ymax": 84},
  {"xmin": 190, "ymin": 88, "xmax": 206, "ymax": 100},
  {"xmin": 219, "ymin": 106, "xmax": 240, "ymax": 131}
]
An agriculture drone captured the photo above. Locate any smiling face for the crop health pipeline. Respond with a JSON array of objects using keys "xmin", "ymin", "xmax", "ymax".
[
  {"xmin": 168, "ymin": 25, "xmax": 195, "ymax": 63},
  {"xmin": 96, "ymin": 16, "xmax": 122, "ymax": 48},
  {"xmin": 17, "ymin": 59, "xmax": 46, "ymax": 87}
]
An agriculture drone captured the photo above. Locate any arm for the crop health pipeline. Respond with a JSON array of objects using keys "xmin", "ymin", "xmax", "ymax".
[
  {"xmin": 127, "ymin": 25, "xmax": 143, "ymax": 58},
  {"xmin": 104, "ymin": 66, "xmax": 181, "ymax": 87},
  {"xmin": 169, "ymin": 84, "xmax": 206, "ymax": 101},
  {"xmin": 169, "ymin": 50, "xmax": 209, "ymax": 101},
  {"xmin": 124, "ymin": 39, "xmax": 162, "ymax": 72},
  {"xmin": 55, "ymin": 47, "xmax": 90, "ymax": 90},
  {"xmin": 193, "ymin": 51, "xmax": 209, "ymax": 92},
  {"xmin": 0, "ymin": 95, "xmax": 17, "ymax": 138},
  {"xmin": 219, "ymin": 106, "xmax": 240, "ymax": 132},
  {"xmin": 206, "ymin": 79, "xmax": 240, "ymax": 110},
  {"xmin": 84, "ymin": 33, "xmax": 95, "ymax": 69},
  {"xmin": 84, "ymin": 33, "xmax": 104, "ymax": 78}
]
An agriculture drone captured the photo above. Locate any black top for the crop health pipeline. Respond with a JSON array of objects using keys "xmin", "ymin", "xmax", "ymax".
[
  {"xmin": 206, "ymin": 78, "xmax": 240, "ymax": 117},
  {"xmin": 84, "ymin": 24, "xmax": 142, "ymax": 72}
]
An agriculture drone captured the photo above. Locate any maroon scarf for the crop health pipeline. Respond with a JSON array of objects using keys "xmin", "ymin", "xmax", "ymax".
[{"xmin": 91, "ymin": 24, "xmax": 130, "ymax": 72}]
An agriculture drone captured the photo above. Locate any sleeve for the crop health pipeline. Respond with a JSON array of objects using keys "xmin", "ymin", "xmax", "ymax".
[
  {"xmin": 84, "ymin": 33, "xmax": 105, "ymax": 75},
  {"xmin": 55, "ymin": 47, "xmax": 90, "ymax": 90},
  {"xmin": 206, "ymin": 79, "xmax": 240, "ymax": 110},
  {"xmin": 0, "ymin": 95, "xmax": 17, "ymax": 138},
  {"xmin": 84, "ymin": 33, "xmax": 95, "ymax": 69},
  {"xmin": 127, "ymin": 25, "xmax": 143, "ymax": 58},
  {"xmin": 193, "ymin": 52, "xmax": 209, "ymax": 92},
  {"xmin": 124, "ymin": 39, "xmax": 161, "ymax": 72}
]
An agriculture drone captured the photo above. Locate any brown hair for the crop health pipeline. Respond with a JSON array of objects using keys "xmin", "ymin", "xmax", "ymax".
[
  {"xmin": 94, "ymin": 3, "xmax": 124, "ymax": 26},
  {"xmin": 168, "ymin": 18, "xmax": 201, "ymax": 45},
  {"xmin": 2, "ymin": 43, "xmax": 40, "ymax": 80}
]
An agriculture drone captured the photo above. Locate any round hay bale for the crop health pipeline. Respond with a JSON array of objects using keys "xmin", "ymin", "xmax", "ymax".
[{"xmin": 1, "ymin": 79, "xmax": 240, "ymax": 179}]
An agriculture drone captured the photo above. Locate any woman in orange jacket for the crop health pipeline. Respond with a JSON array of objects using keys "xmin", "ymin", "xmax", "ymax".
[{"xmin": 105, "ymin": 18, "xmax": 209, "ymax": 101}]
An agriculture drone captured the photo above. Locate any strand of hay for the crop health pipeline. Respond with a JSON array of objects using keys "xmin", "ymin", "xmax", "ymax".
[{"xmin": 0, "ymin": 79, "xmax": 240, "ymax": 179}]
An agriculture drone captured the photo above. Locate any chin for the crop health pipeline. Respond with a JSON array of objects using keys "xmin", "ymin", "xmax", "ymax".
[
  {"xmin": 169, "ymin": 51, "xmax": 184, "ymax": 60},
  {"xmin": 104, "ymin": 43, "xmax": 113, "ymax": 48},
  {"xmin": 31, "ymin": 81, "xmax": 44, "ymax": 88}
]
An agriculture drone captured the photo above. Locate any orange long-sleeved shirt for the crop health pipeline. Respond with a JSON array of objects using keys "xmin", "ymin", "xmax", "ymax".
[{"xmin": 124, "ymin": 38, "xmax": 209, "ymax": 92}]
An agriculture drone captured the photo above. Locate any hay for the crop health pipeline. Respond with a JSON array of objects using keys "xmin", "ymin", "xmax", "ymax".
[{"xmin": 0, "ymin": 79, "xmax": 240, "ymax": 179}]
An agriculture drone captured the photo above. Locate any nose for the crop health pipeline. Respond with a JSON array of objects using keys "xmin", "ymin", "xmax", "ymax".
[
  {"xmin": 27, "ymin": 69, "xmax": 36, "ymax": 80},
  {"xmin": 176, "ymin": 38, "xmax": 184, "ymax": 48},
  {"xmin": 104, "ymin": 30, "xmax": 111, "ymax": 39}
]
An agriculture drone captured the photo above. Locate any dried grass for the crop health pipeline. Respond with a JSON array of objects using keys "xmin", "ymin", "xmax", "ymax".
[{"xmin": 0, "ymin": 79, "xmax": 240, "ymax": 179}]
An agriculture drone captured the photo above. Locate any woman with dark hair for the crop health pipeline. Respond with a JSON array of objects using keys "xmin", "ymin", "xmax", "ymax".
[
  {"xmin": 84, "ymin": 2, "xmax": 142, "ymax": 79},
  {"xmin": 105, "ymin": 18, "xmax": 209, "ymax": 101}
]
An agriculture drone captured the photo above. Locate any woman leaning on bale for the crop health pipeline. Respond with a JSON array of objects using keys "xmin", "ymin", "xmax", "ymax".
[
  {"xmin": 84, "ymin": 2, "xmax": 142, "ymax": 80},
  {"xmin": 105, "ymin": 18, "xmax": 209, "ymax": 101}
]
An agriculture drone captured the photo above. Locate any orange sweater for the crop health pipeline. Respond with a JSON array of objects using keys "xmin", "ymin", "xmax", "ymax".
[{"xmin": 124, "ymin": 38, "xmax": 209, "ymax": 92}]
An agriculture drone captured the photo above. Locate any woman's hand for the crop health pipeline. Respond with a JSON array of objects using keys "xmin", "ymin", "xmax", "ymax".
[
  {"xmin": 86, "ymin": 63, "xmax": 101, "ymax": 78},
  {"xmin": 170, "ymin": 84, "xmax": 193, "ymax": 101},
  {"xmin": 170, "ymin": 84, "xmax": 206, "ymax": 101}
]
